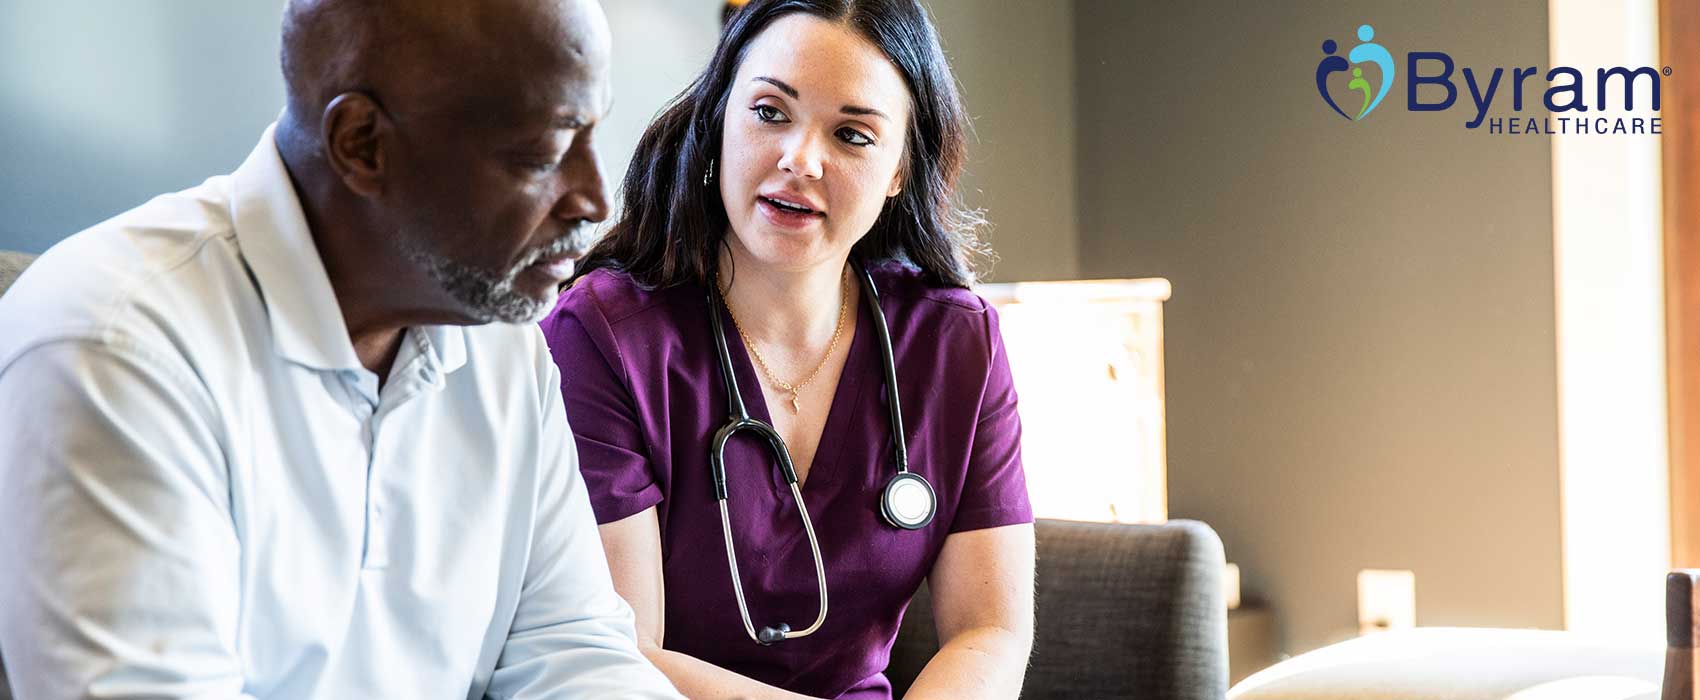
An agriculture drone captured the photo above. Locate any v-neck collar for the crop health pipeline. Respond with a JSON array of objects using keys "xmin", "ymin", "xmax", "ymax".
[{"xmin": 715, "ymin": 287, "xmax": 875, "ymax": 495}]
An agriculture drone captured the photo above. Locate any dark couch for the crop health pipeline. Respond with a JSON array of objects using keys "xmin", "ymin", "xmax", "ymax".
[{"xmin": 888, "ymin": 518, "xmax": 1228, "ymax": 699}]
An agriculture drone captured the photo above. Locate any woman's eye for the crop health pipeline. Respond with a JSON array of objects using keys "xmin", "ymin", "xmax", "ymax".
[
  {"xmin": 753, "ymin": 104, "xmax": 787, "ymax": 123},
  {"xmin": 837, "ymin": 127, "xmax": 874, "ymax": 147}
]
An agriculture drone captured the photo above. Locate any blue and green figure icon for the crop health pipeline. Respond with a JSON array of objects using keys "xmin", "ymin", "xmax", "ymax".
[
  {"xmin": 1348, "ymin": 68, "xmax": 1373, "ymax": 117},
  {"xmin": 1316, "ymin": 24, "xmax": 1396, "ymax": 121}
]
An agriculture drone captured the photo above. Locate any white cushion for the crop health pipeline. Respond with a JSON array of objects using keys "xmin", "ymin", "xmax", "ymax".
[{"xmin": 1228, "ymin": 627, "xmax": 1663, "ymax": 700}]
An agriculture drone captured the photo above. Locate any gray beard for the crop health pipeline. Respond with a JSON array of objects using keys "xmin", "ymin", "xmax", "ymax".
[
  {"xmin": 419, "ymin": 252, "xmax": 554, "ymax": 324},
  {"xmin": 406, "ymin": 239, "xmax": 578, "ymax": 325}
]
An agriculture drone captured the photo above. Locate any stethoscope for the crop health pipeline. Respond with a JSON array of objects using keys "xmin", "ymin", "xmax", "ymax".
[{"xmin": 707, "ymin": 260, "xmax": 937, "ymax": 646}]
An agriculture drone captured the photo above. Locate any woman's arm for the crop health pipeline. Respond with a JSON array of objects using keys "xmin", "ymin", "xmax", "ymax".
[
  {"xmin": 901, "ymin": 523, "xmax": 1036, "ymax": 700},
  {"xmin": 599, "ymin": 507, "xmax": 827, "ymax": 700}
]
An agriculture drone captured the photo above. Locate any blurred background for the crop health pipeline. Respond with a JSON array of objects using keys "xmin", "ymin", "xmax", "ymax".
[{"xmin": 0, "ymin": 0, "xmax": 1682, "ymax": 683}]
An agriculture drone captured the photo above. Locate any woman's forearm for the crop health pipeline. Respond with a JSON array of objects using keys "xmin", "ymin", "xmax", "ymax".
[
  {"xmin": 640, "ymin": 644, "xmax": 824, "ymax": 700},
  {"xmin": 899, "ymin": 626, "xmax": 1032, "ymax": 700}
]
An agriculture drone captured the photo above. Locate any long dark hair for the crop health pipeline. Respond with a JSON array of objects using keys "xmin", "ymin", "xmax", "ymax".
[{"xmin": 574, "ymin": 0, "xmax": 986, "ymax": 290}]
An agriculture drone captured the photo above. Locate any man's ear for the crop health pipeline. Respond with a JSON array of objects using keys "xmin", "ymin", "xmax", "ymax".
[{"xmin": 320, "ymin": 92, "xmax": 391, "ymax": 198}]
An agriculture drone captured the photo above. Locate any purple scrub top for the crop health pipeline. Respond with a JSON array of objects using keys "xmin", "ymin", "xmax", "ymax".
[{"xmin": 539, "ymin": 260, "xmax": 1032, "ymax": 700}]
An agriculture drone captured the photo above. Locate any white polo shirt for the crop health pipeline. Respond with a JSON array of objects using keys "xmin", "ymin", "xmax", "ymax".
[{"xmin": 0, "ymin": 127, "xmax": 681, "ymax": 700}]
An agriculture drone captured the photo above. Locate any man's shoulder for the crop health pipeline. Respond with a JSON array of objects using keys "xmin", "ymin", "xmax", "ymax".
[{"xmin": 0, "ymin": 176, "xmax": 255, "ymax": 370}]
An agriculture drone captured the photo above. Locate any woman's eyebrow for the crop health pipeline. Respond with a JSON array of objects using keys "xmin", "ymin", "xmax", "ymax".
[
  {"xmin": 753, "ymin": 76, "xmax": 799, "ymax": 98},
  {"xmin": 753, "ymin": 76, "xmax": 888, "ymax": 121},
  {"xmin": 841, "ymin": 105, "xmax": 889, "ymax": 121}
]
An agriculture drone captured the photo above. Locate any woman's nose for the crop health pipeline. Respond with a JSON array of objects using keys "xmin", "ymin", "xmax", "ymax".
[{"xmin": 777, "ymin": 131, "xmax": 825, "ymax": 180}]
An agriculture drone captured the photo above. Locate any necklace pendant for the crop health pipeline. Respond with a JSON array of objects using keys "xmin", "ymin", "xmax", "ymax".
[{"xmin": 789, "ymin": 393, "xmax": 801, "ymax": 414}]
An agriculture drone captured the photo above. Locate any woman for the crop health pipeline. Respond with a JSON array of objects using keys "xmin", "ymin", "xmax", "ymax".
[{"xmin": 541, "ymin": 1, "xmax": 1033, "ymax": 698}]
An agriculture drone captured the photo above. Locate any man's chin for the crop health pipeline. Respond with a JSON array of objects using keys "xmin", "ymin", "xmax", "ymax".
[
  {"xmin": 438, "ymin": 280, "xmax": 557, "ymax": 325},
  {"xmin": 424, "ymin": 255, "xmax": 570, "ymax": 325},
  {"xmin": 478, "ymin": 290, "xmax": 559, "ymax": 324}
]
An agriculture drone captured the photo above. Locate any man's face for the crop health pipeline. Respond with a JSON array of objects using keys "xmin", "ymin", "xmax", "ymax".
[{"xmin": 378, "ymin": 3, "xmax": 613, "ymax": 324}]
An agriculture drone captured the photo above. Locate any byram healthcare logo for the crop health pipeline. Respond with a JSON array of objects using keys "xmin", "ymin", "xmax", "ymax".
[
  {"xmin": 1315, "ymin": 23, "xmax": 1668, "ymax": 136},
  {"xmin": 1316, "ymin": 24, "xmax": 1395, "ymax": 121}
]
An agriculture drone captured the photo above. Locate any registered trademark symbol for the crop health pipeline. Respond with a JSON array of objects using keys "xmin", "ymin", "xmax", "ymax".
[{"xmin": 1665, "ymin": 66, "xmax": 1674, "ymax": 76}]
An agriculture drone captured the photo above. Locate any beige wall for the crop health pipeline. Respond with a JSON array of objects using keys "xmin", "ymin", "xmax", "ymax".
[
  {"xmin": 928, "ymin": 0, "xmax": 1081, "ymax": 282},
  {"xmin": 599, "ymin": 0, "xmax": 719, "ymax": 211},
  {"xmin": 1072, "ymin": 0, "xmax": 1563, "ymax": 653}
]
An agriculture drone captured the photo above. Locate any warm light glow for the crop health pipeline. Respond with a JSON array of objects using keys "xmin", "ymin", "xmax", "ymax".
[
  {"xmin": 1503, "ymin": 677, "xmax": 1658, "ymax": 700},
  {"xmin": 979, "ymin": 279, "xmax": 1170, "ymax": 523},
  {"xmin": 1225, "ymin": 562, "xmax": 1243, "ymax": 610},
  {"xmin": 1227, "ymin": 628, "xmax": 1663, "ymax": 699},
  {"xmin": 1357, "ymin": 569, "xmax": 1416, "ymax": 635},
  {"xmin": 1549, "ymin": 0, "xmax": 1669, "ymax": 643}
]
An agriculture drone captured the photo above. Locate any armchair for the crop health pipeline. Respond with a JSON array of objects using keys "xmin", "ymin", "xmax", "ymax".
[{"xmin": 887, "ymin": 518, "xmax": 1230, "ymax": 699}]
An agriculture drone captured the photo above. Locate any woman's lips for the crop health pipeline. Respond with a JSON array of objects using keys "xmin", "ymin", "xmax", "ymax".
[{"xmin": 758, "ymin": 196, "xmax": 824, "ymax": 229}]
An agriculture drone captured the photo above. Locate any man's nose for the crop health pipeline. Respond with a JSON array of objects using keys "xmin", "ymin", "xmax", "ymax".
[{"xmin": 552, "ymin": 142, "xmax": 610, "ymax": 224}]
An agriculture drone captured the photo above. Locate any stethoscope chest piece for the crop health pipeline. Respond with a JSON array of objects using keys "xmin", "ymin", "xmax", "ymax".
[{"xmin": 880, "ymin": 471, "xmax": 936, "ymax": 530}]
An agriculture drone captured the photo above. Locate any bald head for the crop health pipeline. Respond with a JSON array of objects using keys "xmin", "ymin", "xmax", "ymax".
[
  {"xmin": 281, "ymin": 0, "xmax": 611, "ymax": 139},
  {"xmin": 273, "ymin": 0, "xmax": 615, "ymax": 327}
]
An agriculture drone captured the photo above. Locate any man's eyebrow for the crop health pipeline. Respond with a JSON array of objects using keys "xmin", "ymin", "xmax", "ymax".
[
  {"xmin": 553, "ymin": 114, "xmax": 589, "ymax": 129},
  {"xmin": 753, "ymin": 76, "xmax": 799, "ymax": 98}
]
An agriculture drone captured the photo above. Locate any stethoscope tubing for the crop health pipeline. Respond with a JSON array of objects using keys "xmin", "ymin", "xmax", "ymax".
[
  {"xmin": 856, "ymin": 262, "xmax": 911, "ymax": 475},
  {"xmin": 706, "ymin": 258, "xmax": 930, "ymax": 645}
]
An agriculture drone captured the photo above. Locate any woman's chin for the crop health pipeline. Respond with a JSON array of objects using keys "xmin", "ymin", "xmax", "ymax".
[{"xmin": 733, "ymin": 229, "xmax": 840, "ymax": 270}]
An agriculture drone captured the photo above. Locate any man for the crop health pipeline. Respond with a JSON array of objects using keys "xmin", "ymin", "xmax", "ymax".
[{"xmin": 0, "ymin": 1, "xmax": 683, "ymax": 697}]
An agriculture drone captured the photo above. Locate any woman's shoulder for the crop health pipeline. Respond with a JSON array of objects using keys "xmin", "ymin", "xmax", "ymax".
[
  {"xmin": 866, "ymin": 259, "xmax": 1004, "ymax": 360},
  {"xmin": 541, "ymin": 267, "xmax": 705, "ymax": 356},
  {"xmin": 551, "ymin": 268, "xmax": 702, "ymax": 327},
  {"xmin": 867, "ymin": 258, "xmax": 994, "ymax": 320}
]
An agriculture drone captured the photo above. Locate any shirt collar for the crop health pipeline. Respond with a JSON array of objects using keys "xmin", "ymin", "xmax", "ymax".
[
  {"xmin": 229, "ymin": 124, "xmax": 467, "ymax": 377},
  {"xmin": 418, "ymin": 324, "xmax": 468, "ymax": 376}
]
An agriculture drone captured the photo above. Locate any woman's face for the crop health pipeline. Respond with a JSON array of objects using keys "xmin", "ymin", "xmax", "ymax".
[{"xmin": 717, "ymin": 14, "xmax": 912, "ymax": 272}]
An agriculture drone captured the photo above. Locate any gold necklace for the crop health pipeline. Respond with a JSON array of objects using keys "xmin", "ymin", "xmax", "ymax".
[{"xmin": 718, "ymin": 266, "xmax": 851, "ymax": 414}]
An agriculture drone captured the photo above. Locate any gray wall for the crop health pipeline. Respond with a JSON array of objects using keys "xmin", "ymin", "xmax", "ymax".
[
  {"xmin": 1073, "ymin": 0, "xmax": 1564, "ymax": 653},
  {"xmin": 0, "ymin": 1, "xmax": 1079, "ymax": 284},
  {"xmin": 0, "ymin": 0, "xmax": 708, "ymax": 255},
  {"xmin": 0, "ymin": 1, "xmax": 289, "ymax": 253}
]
